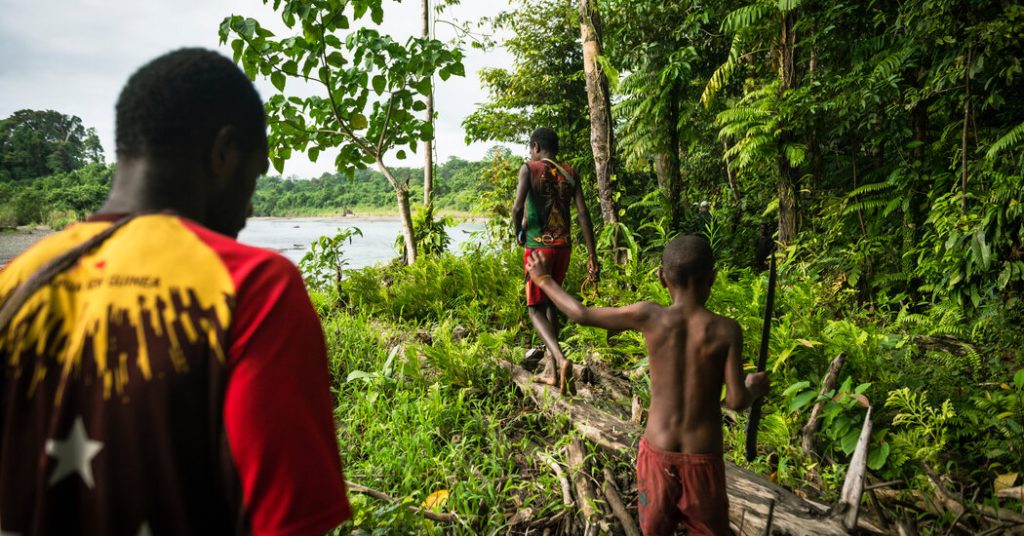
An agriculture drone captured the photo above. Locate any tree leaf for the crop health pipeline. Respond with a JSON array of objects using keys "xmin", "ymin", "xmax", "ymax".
[
  {"xmin": 789, "ymin": 391, "xmax": 817, "ymax": 412},
  {"xmin": 271, "ymin": 71, "xmax": 286, "ymax": 91},
  {"xmin": 372, "ymin": 75, "xmax": 386, "ymax": 95},
  {"xmin": 350, "ymin": 113, "xmax": 368, "ymax": 130}
]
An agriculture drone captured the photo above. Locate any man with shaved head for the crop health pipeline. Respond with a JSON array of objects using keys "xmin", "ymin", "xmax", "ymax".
[
  {"xmin": 526, "ymin": 234, "xmax": 769, "ymax": 535},
  {"xmin": 0, "ymin": 48, "xmax": 350, "ymax": 535}
]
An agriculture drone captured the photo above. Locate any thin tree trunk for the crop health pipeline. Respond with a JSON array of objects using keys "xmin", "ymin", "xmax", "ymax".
[
  {"xmin": 378, "ymin": 159, "xmax": 417, "ymax": 264},
  {"xmin": 578, "ymin": 0, "xmax": 618, "ymax": 225},
  {"xmin": 654, "ymin": 90, "xmax": 683, "ymax": 228},
  {"xmin": 776, "ymin": 10, "xmax": 799, "ymax": 245},
  {"xmin": 422, "ymin": 0, "xmax": 434, "ymax": 207},
  {"xmin": 960, "ymin": 45, "xmax": 972, "ymax": 212},
  {"xmin": 722, "ymin": 139, "xmax": 742, "ymax": 202}
]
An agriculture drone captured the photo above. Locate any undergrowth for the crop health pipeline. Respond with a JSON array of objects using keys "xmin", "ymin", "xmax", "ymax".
[{"xmin": 310, "ymin": 242, "xmax": 1023, "ymax": 533}]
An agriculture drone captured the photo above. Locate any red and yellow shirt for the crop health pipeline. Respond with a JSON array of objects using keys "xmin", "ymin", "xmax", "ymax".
[{"xmin": 0, "ymin": 213, "xmax": 350, "ymax": 535}]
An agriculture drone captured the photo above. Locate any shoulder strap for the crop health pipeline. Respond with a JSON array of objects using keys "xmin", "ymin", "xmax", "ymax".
[
  {"xmin": 541, "ymin": 158, "xmax": 575, "ymax": 188},
  {"xmin": 0, "ymin": 213, "xmax": 142, "ymax": 333}
]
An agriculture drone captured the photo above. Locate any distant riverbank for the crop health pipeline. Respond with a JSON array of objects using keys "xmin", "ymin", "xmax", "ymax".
[
  {"xmin": 0, "ymin": 227, "xmax": 54, "ymax": 266},
  {"xmin": 1, "ymin": 216, "xmax": 486, "ymax": 268}
]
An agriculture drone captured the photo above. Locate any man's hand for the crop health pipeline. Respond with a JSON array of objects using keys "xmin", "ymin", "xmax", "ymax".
[
  {"xmin": 745, "ymin": 371, "xmax": 770, "ymax": 400},
  {"xmin": 526, "ymin": 250, "xmax": 550, "ymax": 281}
]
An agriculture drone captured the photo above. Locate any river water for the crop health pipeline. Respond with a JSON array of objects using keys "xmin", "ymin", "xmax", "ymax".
[{"xmin": 237, "ymin": 217, "xmax": 486, "ymax": 269}]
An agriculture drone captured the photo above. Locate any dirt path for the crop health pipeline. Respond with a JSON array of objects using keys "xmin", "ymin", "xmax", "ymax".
[{"xmin": 0, "ymin": 228, "xmax": 52, "ymax": 267}]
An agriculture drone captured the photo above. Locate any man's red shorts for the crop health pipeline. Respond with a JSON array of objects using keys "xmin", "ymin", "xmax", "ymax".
[
  {"xmin": 524, "ymin": 247, "xmax": 571, "ymax": 306},
  {"xmin": 636, "ymin": 437, "xmax": 732, "ymax": 535}
]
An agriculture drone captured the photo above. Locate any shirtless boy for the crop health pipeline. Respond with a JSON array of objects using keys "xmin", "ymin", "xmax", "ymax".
[
  {"xmin": 512, "ymin": 127, "xmax": 599, "ymax": 394},
  {"xmin": 526, "ymin": 235, "xmax": 770, "ymax": 535}
]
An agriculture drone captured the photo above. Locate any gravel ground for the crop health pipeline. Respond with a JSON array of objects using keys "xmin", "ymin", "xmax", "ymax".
[{"xmin": 0, "ymin": 228, "xmax": 52, "ymax": 267}]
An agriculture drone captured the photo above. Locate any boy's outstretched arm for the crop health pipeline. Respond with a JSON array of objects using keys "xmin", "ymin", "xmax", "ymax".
[
  {"xmin": 723, "ymin": 320, "xmax": 770, "ymax": 410},
  {"xmin": 526, "ymin": 250, "xmax": 654, "ymax": 332}
]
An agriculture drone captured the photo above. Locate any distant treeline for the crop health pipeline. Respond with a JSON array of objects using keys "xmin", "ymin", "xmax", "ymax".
[
  {"xmin": 1, "ymin": 108, "xmax": 506, "ymax": 226},
  {"xmin": 251, "ymin": 156, "xmax": 496, "ymax": 216}
]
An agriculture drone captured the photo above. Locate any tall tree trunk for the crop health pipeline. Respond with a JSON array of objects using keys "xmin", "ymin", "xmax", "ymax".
[
  {"xmin": 960, "ymin": 44, "xmax": 972, "ymax": 212},
  {"xmin": 422, "ymin": 0, "xmax": 434, "ymax": 207},
  {"xmin": 578, "ymin": 0, "xmax": 618, "ymax": 225},
  {"xmin": 653, "ymin": 90, "xmax": 683, "ymax": 228},
  {"xmin": 378, "ymin": 160, "xmax": 417, "ymax": 264},
  {"xmin": 776, "ymin": 10, "xmax": 799, "ymax": 245}
]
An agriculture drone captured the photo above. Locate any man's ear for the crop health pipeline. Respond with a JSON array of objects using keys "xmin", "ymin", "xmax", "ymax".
[
  {"xmin": 209, "ymin": 125, "xmax": 242, "ymax": 191},
  {"xmin": 658, "ymin": 266, "xmax": 668, "ymax": 288},
  {"xmin": 708, "ymin": 269, "xmax": 718, "ymax": 289}
]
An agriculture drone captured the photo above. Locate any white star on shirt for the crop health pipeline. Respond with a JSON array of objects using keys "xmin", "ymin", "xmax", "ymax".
[{"xmin": 45, "ymin": 417, "xmax": 104, "ymax": 489}]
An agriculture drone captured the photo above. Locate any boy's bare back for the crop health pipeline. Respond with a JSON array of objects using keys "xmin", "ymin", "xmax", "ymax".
[{"xmin": 637, "ymin": 303, "xmax": 744, "ymax": 454}]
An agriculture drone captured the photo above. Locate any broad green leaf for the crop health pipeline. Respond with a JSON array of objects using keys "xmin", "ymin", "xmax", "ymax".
[
  {"xmin": 350, "ymin": 113, "xmax": 368, "ymax": 130},
  {"xmin": 782, "ymin": 381, "xmax": 810, "ymax": 397},
  {"xmin": 271, "ymin": 71, "xmax": 286, "ymax": 91},
  {"xmin": 867, "ymin": 442, "xmax": 890, "ymax": 470},
  {"xmin": 789, "ymin": 391, "xmax": 817, "ymax": 412},
  {"xmin": 1014, "ymin": 369, "xmax": 1024, "ymax": 390},
  {"xmin": 372, "ymin": 75, "xmax": 386, "ymax": 95}
]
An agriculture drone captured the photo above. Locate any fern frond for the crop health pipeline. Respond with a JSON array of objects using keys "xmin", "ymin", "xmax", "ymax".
[
  {"xmin": 778, "ymin": 0, "xmax": 802, "ymax": 13},
  {"xmin": 722, "ymin": 3, "xmax": 773, "ymax": 33},
  {"xmin": 847, "ymin": 181, "xmax": 895, "ymax": 198},
  {"xmin": 986, "ymin": 121, "xmax": 1024, "ymax": 159}
]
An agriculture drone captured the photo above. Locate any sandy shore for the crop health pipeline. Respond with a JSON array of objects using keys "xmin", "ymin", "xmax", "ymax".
[{"xmin": 0, "ymin": 228, "xmax": 53, "ymax": 267}]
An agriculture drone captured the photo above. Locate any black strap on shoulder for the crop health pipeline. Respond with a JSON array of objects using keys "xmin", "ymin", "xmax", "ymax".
[
  {"xmin": 541, "ymin": 158, "xmax": 575, "ymax": 188},
  {"xmin": 0, "ymin": 213, "xmax": 142, "ymax": 333}
]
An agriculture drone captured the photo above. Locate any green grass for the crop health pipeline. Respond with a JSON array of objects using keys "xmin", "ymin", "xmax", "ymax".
[{"xmin": 314, "ymin": 245, "xmax": 1023, "ymax": 533}]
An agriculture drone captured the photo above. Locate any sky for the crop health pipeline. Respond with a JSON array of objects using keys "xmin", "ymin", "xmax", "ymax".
[{"xmin": 0, "ymin": 0, "xmax": 514, "ymax": 178}]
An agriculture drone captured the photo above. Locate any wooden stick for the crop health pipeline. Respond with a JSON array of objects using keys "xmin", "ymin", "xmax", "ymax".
[
  {"xmin": 839, "ymin": 405, "xmax": 873, "ymax": 529},
  {"xmin": 601, "ymin": 467, "xmax": 641, "ymax": 536},
  {"xmin": 800, "ymin": 353, "xmax": 845, "ymax": 456},
  {"xmin": 567, "ymin": 438, "xmax": 602, "ymax": 528},
  {"xmin": 865, "ymin": 480, "xmax": 903, "ymax": 491},
  {"xmin": 346, "ymin": 481, "xmax": 458, "ymax": 524},
  {"xmin": 538, "ymin": 451, "xmax": 575, "ymax": 509}
]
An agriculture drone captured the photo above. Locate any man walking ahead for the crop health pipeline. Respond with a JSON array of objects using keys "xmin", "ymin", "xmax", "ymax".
[
  {"xmin": 512, "ymin": 128, "xmax": 599, "ymax": 394},
  {"xmin": 0, "ymin": 49, "xmax": 350, "ymax": 535}
]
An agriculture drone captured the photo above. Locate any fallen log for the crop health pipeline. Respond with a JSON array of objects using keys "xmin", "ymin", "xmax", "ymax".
[
  {"xmin": 567, "ymin": 437, "xmax": 603, "ymax": 533},
  {"xmin": 508, "ymin": 361, "xmax": 850, "ymax": 535}
]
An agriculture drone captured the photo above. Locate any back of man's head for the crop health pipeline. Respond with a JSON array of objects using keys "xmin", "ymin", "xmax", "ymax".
[
  {"xmin": 115, "ymin": 48, "xmax": 264, "ymax": 158},
  {"xmin": 530, "ymin": 127, "xmax": 559, "ymax": 155},
  {"xmin": 662, "ymin": 235, "xmax": 714, "ymax": 288}
]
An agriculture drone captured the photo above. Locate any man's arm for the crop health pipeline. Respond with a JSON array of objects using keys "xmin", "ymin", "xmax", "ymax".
[
  {"xmin": 574, "ymin": 180, "xmax": 600, "ymax": 276},
  {"xmin": 511, "ymin": 164, "xmax": 531, "ymax": 246},
  {"xmin": 526, "ymin": 250, "xmax": 654, "ymax": 331},
  {"xmin": 722, "ymin": 319, "xmax": 769, "ymax": 410}
]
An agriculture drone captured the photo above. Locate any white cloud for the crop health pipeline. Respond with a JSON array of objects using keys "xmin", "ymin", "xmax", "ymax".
[{"xmin": 0, "ymin": 0, "xmax": 515, "ymax": 177}]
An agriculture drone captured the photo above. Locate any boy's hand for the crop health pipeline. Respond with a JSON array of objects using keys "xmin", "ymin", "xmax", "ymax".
[
  {"xmin": 586, "ymin": 256, "xmax": 601, "ymax": 282},
  {"xmin": 745, "ymin": 371, "xmax": 770, "ymax": 399},
  {"xmin": 526, "ymin": 250, "xmax": 550, "ymax": 281}
]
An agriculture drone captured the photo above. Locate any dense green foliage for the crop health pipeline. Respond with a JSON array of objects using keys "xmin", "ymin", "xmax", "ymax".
[
  {"xmin": 0, "ymin": 163, "xmax": 111, "ymax": 228},
  {"xmin": 250, "ymin": 155, "xmax": 497, "ymax": 216},
  {"xmin": 0, "ymin": 110, "xmax": 104, "ymax": 183}
]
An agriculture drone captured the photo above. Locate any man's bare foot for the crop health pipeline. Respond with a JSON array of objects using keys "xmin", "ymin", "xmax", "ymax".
[
  {"xmin": 558, "ymin": 360, "xmax": 575, "ymax": 396},
  {"xmin": 532, "ymin": 355, "xmax": 559, "ymax": 386}
]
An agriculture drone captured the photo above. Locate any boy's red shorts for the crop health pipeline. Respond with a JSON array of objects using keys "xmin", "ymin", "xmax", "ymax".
[
  {"xmin": 636, "ymin": 437, "xmax": 732, "ymax": 535},
  {"xmin": 524, "ymin": 247, "xmax": 571, "ymax": 306}
]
